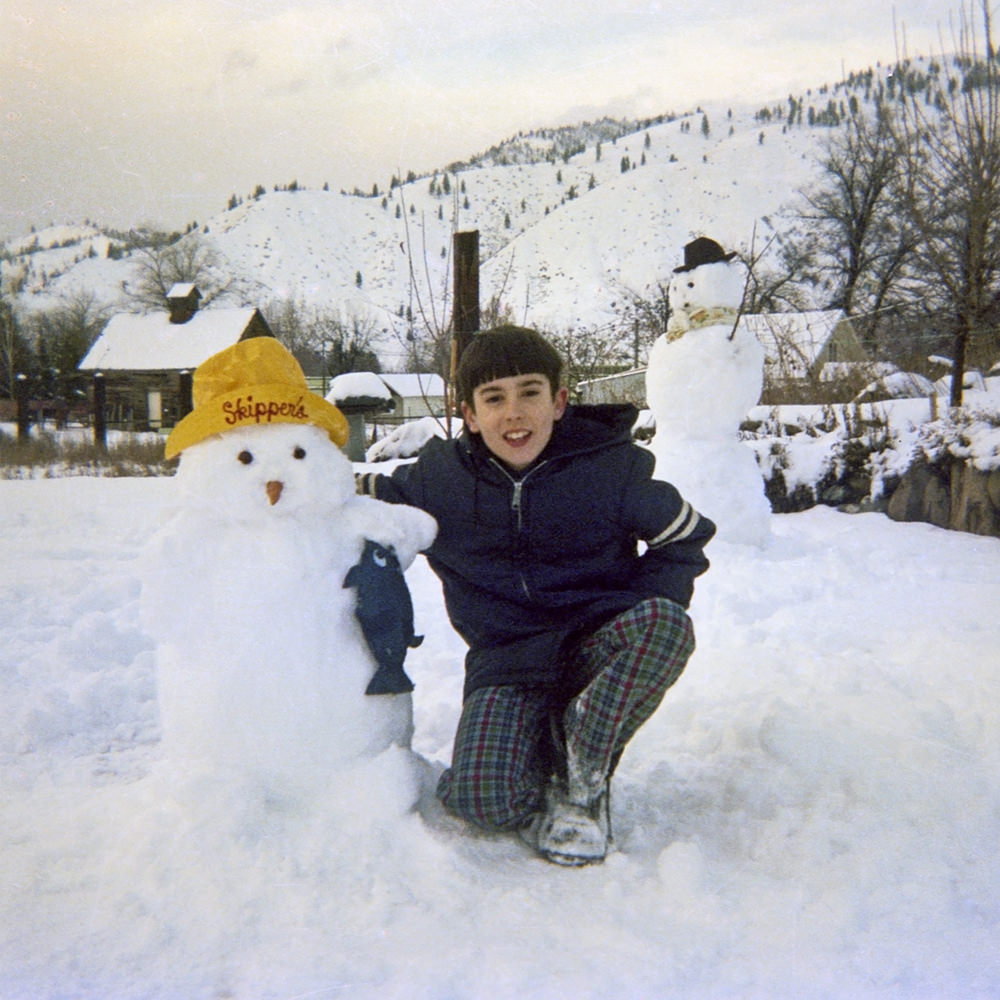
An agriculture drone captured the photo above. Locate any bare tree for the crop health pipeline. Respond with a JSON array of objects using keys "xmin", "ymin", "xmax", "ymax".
[
  {"xmin": 794, "ymin": 105, "xmax": 919, "ymax": 346},
  {"xmin": 24, "ymin": 290, "xmax": 113, "ymax": 398},
  {"xmin": 392, "ymin": 186, "xmax": 455, "ymax": 385},
  {"xmin": 264, "ymin": 298, "xmax": 382, "ymax": 383},
  {"xmin": 612, "ymin": 279, "xmax": 671, "ymax": 365},
  {"xmin": 547, "ymin": 321, "xmax": 642, "ymax": 395},
  {"xmin": 125, "ymin": 233, "xmax": 231, "ymax": 312},
  {"xmin": 0, "ymin": 294, "xmax": 32, "ymax": 399},
  {"xmin": 888, "ymin": 1, "xmax": 1000, "ymax": 405},
  {"xmin": 388, "ymin": 186, "xmax": 516, "ymax": 430}
]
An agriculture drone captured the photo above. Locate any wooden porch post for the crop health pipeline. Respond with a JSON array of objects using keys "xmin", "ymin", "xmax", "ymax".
[
  {"xmin": 15, "ymin": 374, "xmax": 30, "ymax": 441},
  {"xmin": 92, "ymin": 373, "xmax": 107, "ymax": 450},
  {"xmin": 178, "ymin": 369, "xmax": 194, "ymax": 420}
]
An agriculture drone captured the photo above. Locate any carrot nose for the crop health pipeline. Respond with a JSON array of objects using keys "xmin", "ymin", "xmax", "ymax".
[{"xmin": 266, "ymin": 480, "xmax": 283, "ymax": 505}]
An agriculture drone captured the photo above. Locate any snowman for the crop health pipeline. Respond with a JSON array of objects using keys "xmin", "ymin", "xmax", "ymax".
[
  {"xmin": 140, "ymin": 337, "xmax": 437, "ymax": 808},
  {"xmin": 646, "ymin": 237, "xmax": 771, "ymax": 547}
]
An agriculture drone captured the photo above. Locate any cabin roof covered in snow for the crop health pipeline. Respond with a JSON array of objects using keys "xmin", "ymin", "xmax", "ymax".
[{"xmin": 78, "ymin": 308, "xmax": 266, "ymax": 372}]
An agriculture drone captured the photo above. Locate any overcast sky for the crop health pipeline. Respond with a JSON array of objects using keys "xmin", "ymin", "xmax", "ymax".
[{"xmin": 1, "ymin": 0, "xmax": 951, "ymax": 242}]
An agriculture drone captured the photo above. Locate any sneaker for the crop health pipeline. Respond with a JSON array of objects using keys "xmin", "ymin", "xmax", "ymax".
[{"xmin": 520, "ymin": 779, "xmax": 610, "ymax": 866}]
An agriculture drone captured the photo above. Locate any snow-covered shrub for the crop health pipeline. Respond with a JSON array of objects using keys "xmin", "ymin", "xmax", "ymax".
[
  {"xmin": 868, "ymin": 405, "xmax": 1000, "ymax": 506},
  {"xmin": 746, "ymin": 404, "xmax": 894, "ymax": 512},
  {"xmin": 365, "ymin": 416, "xmax": 462, "ymax": 462},
  {"xmin": 915, "ymin": 406, "xmax": 1000, "ymax": 472}
]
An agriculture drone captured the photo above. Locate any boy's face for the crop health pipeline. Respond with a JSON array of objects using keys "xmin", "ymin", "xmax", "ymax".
[{"xmin": 462, "ymin": 373, "xmax": 568, "ymax": 472}]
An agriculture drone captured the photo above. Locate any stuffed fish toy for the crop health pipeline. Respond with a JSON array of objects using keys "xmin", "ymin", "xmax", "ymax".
[{"xmin": 344, "ymin": 539, "xmax": 423, "ymax": 695}]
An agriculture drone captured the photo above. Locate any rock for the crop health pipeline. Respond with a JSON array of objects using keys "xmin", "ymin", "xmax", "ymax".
[
  {"xmin": 949, "ymin": 462, "xmax": 1000, "ymax": 537},
  {"xmin": 886, "ymin": 455, "xmax": 951, "ymax": 528},
  {"xmin": 887, "ymin": 455, "xmax": 1000, "ymax": 538}
]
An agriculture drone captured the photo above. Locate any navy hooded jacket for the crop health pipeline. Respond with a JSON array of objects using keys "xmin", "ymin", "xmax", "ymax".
[{"xmin": 359, "ymin": 403, "xmax": 715, "ymax": 699}]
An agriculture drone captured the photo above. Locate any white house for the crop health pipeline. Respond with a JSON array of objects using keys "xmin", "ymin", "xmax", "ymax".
[{"xmin": 376, "ymin": 373, "xmax": 446, "ymax": 419}]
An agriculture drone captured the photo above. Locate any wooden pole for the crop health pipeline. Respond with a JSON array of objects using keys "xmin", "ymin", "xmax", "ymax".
[
  {"xmin": 93, "ymin": 373, "xmax": 107, "ymax": 450},
  {"xmin": 452, "ymin": 230, "xmax": 480, "ymax": 368},
  {"xmin": 15, "ymin": 374, "xmax": 30, "ymax": 441}
]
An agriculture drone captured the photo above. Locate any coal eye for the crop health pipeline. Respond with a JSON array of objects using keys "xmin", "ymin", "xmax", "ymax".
[
  {"xmin": 293, "ymin": 446, "xmax": 306, "ymax": 460},
  {"xmin": 237, "ymin": 450, "xmax": 253, "ymax": 465},
  {"xmin": 687, "ymin": 281, "xmax": 695, "ymax": 288}
]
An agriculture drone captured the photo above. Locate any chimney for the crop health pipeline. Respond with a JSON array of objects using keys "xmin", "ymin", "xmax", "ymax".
[{"xmin": 166, "ymin": 284, "xmax": 202, "ymax": 324}]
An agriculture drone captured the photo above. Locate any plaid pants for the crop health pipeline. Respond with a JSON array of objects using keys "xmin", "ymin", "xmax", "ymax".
[{"xmin": 437, "ymin": 597, "xmax": 695, "ymax": 831}]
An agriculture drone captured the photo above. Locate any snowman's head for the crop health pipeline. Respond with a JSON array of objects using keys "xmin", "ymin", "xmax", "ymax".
[
  {"xmin": 174, "ymin": 422, "xmax": 356, "ymax": 521},
  {"xmin": 669, "ymin": 258, "xmax": 746, "ymax": 319}
]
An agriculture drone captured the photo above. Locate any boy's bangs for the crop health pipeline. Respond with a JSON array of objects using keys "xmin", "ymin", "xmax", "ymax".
[{"xmin": 458, "ymin": 327, "xmax": 562, "ymax": 404}]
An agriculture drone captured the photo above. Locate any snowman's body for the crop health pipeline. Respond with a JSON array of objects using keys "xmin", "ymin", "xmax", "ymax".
[
  {"xmin": 646, "ymin": 257, "xmax": 771, "ymax": 547},
  {"xmin": 141, "ymin": 423, "xmax": 436, "ymax": 798}
]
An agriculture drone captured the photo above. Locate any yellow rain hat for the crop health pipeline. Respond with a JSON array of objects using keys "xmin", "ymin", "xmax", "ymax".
[{"xmin": 164, "ymin": 337, "xmax": 349, "ymax": 460}]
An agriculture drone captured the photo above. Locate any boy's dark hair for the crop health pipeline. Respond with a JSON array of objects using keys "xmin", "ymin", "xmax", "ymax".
[{"xmin": 456, "ymin": 326, "xmax": 564, "ymax": 407}]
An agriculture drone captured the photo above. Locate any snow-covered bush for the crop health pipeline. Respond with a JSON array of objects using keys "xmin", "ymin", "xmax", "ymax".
[
  {"xmin": 365, "ymin": 416, "xmax": 463, "ymax": 462},
  {"xmin": 744, "ymin": 404, "xmax": 894, "ymax": 512},
  {"xmin": 914, "ymin": 407, "xmax": 1000, "ymax": 472}
]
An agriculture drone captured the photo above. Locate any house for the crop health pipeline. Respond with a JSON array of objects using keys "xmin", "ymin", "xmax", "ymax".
[
  {"xmin": 576, "ymin": 310, "xmax": 869, "ymax": 408},
  {"xmin": 78, "ymin": 285, "xmax": 274, "ymax": 430},
  {"xmin": 376, "ymin": 373, "xmax": 446, "ymax": 420},
  {"xmin": 740, "ymin": 310, "xmax": 868, "ymax": 385},
  {"xmin": 572, "ymin": 367, "xmax": 648, "ymax": 408}
]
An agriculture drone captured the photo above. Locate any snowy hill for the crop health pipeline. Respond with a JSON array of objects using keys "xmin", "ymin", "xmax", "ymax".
[{"xmin": 1, "ymin": 66, "xmax": 895, "ymax": 357}]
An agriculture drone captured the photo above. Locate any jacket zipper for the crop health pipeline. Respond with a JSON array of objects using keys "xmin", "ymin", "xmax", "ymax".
[
  {"xmin": 511, "ymin": 479, "xmax": 524, "ymax": 531},
  {"xmin": 490, "ymin": 459, "xmax": 548, "ymax": 599}
]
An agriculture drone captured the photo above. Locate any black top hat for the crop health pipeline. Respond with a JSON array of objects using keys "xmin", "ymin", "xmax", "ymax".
[{"xmin": 674, "ymin": 237, "xmax": 737, "ymax": 273}]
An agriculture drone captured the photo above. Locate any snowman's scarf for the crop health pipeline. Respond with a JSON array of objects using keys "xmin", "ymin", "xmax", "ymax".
[{"xmin": 665, "ymin": 305, "xmax": 739, "ymax": 343}]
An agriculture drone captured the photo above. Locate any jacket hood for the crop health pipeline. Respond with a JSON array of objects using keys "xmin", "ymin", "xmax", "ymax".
[
  {"xmin": 539, "ymin": 402, "xmax": 639, "ymax": 463},
  {"xmin": 556, "ymin": 403, "xmax": 638, "ymax": 445}
]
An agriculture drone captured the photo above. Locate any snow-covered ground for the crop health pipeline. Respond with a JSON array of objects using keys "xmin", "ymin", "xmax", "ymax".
[{"xmin": 2, "ymin": 474, "xmax": 999, "ymax": 999}]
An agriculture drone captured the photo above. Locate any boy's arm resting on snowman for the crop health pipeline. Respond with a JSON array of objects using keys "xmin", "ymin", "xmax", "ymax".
[
  {"xmin": 621, "ymin": 450, "xmax": 716, "ymax": 609},
  {"xmin": 352, "ymin": 465, "xmax": 436, "ymax": 569},
  {"xmin": 356, "ymin": 455, "xmax": 428, "ymax": 510},
  {"xmin": 345, "ymin": 493, "xmax": 436, "ymax": 570}
]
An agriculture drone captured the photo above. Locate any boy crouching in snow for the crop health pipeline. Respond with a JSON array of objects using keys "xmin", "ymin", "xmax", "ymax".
[{"xmin": 358, "ymin": 326, "xmax": 714, "ymax": 865}]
